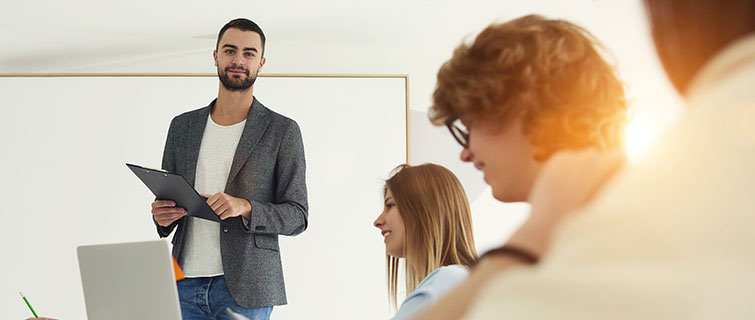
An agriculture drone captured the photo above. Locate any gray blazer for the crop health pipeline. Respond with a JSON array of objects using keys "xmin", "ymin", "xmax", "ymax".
[{"xmin": 155, "ymin": 97, "xmax": 308, "ymax": 307}]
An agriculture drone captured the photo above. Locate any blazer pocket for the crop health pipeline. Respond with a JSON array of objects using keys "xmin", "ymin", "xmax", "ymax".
[{"xmin": 254, "ymin": 234, "xmax": 279, "ymax": 252}]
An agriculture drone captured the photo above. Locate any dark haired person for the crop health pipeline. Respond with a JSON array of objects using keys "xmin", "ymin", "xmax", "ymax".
[{"xmin": 150, "ymin": 18, "xmax": 308, "ymax": 320}]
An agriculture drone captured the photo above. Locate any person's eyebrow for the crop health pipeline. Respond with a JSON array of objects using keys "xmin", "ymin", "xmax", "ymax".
[{"xmin": 222, "ymin": 44, "xmax": 258, "ymax": 53}]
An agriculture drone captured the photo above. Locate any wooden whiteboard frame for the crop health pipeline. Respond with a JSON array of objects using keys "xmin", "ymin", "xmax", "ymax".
[{"xmin": 0, "ymin": 73, "xmax": 411, "ymax": 164}]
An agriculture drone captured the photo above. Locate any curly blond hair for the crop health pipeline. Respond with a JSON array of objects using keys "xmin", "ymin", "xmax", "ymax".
[{"xmin": 430, "ymin": 15, "xmax": 627, "ymax": 161}]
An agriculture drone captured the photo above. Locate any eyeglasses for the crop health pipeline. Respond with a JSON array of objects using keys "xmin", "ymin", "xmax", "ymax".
[{"xmin": 445, "ymin": 118, "xmax": 469, "ymax": 148}]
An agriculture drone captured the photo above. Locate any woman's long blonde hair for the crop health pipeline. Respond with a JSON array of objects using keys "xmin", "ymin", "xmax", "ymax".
[{"xmin": 384, "ymin": 163, "xmax": 477, "ymax": 308}]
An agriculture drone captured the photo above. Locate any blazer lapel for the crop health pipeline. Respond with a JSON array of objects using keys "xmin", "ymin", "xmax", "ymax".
[
  {"xmin": 183, "ymin": 102, "xmax": 212, "ymax": 186},
  {"xmin": 226, "ymin": 97, "xmax": 271, "ymax": 188}
]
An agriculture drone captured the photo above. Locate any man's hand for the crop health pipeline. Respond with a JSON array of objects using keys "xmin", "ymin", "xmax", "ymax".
[
  {"xmin": 201, "ymin": 192, "xmax": 252, "ymax": 220},
  {"xmin": 528, "ymin": 149, "xmax": 624, "ymax": 224},
  {"xmin": 151, "ymin": 200, "xmax": 187, "ymax": 227},
  {"xmin": 512, "ymin": 149, "xmax": 625, "ymax": 257}
]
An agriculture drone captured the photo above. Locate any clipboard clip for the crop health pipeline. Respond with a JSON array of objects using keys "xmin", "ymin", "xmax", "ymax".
[{"xmin": 141, "ymin": 167, "xmax": 169, "ymax": 176}]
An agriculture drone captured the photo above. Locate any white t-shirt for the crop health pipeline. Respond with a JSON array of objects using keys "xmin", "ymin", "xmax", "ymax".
[{"xmin": 181, "ymin": 114, "xmax": 246, "ymax": 277}]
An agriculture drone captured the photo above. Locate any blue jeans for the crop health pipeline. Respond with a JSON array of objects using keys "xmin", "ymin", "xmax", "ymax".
[{"xmin": 177, "ymin": 276, "xmax": 273, "ymax": 320}]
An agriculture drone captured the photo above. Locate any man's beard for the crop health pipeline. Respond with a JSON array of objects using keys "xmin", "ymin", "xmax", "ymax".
[{"xmin": 218, "ymin": 67, "xmax": 257, "ymax": 91}]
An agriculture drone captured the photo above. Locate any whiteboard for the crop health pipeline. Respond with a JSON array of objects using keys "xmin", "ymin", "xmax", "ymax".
[{"xmin": 0, "ymin": 75, "xmax": 406, "ymax": 319}]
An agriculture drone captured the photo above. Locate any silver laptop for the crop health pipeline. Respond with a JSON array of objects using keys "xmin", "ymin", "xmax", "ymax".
[{"xmin": 77, "ymin": 240, "xmax": 182, "ymax": 320}]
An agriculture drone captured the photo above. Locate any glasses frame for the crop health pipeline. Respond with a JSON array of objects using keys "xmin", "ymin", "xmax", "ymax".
[{"xmin": 445, "ymin": 118, "xmax": 470, "ymax": 148}]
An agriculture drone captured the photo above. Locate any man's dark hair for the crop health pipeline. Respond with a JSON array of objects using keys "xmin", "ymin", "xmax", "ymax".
[
  {"xmin": 216, "ymin": 18, "xmax": 266, "ymax": 56},
  {"xmin": 645, "ymin": 0, "xmax": 755, "ymax": 94}
]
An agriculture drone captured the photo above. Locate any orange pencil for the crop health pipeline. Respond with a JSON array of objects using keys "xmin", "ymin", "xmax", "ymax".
[{"xmin": 172, "ymin": 255, "xmax": 185, "ymax": 281}]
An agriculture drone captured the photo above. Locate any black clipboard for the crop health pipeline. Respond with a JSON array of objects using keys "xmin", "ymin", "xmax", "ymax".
[{"xmin": 126, "ymin": 163, "xmax": 220, "ymax": 222}]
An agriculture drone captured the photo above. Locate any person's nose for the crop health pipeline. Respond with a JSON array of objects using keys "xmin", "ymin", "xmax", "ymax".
[
  {"xmin": 231, "ymin": 54, "xmax": 245, "ymax": 67},
  {"xmin": 373, "ymin": 212, "xmax": 385, "ymax": 229},
  {"xmin": 460, "ymin": 148, "xmax": 473, "ymax": 162}
]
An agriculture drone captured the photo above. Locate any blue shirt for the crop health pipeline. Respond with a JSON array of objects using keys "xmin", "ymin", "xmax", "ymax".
[{"xmin": 392, "ymin": 265, "xmax": 469, "ymax": 320}]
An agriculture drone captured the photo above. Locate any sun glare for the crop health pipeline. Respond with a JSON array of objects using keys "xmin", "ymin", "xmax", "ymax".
[{"xmin": 625, "ymin": 119, "xmax": 657, "ymax": 163}]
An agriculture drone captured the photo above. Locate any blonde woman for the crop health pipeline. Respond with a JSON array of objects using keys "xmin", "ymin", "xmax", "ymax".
[{"xmin": 373, "ymin": 163, "xmax": 477, "ymax": 320}]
